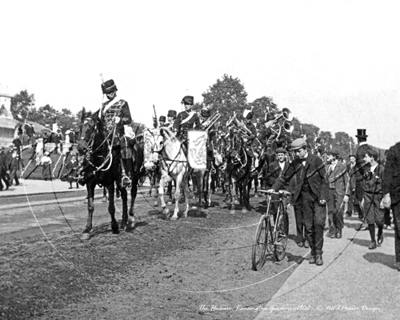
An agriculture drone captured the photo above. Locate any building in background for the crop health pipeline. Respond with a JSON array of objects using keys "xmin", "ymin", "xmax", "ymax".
[{"xmin": 0, "ymin": 84, "xmax": 19, "ymax": 147}]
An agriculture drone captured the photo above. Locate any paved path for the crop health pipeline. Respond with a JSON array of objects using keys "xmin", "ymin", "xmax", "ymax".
[{"xmin": 254, "ymin": 216, "xmax": 400, "ymax": 320}]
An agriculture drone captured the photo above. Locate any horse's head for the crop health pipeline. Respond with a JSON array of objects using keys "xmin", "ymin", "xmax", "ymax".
[
  {"xmin": 77, "ymin": 117, "xmax": 96, "ymax": 155},
  {"xmin": 143, "ymin": 128, "xmax": 164, "ymax": 171}
]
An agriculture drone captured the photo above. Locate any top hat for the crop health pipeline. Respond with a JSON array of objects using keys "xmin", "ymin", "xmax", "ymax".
[
  {"xmin": 356, "ymin": 129, "xmax": 367, "ymax": 138},
  {"xmin": 167, "ymin": 110, "xmax": 177, "ymax": 118},
  {"xmin": 200, "ymin": 108, "xmax": 211, "ymax": 118},
  {"xmin": 159, "ymin": 116, "xmax": 166, "ymax": 122},
  {"xmin": 101, "ymin": 79, "xmax": 118, "ymax": 94},
  {"xmin": 181, "ymin": 96, "xmax": 194, "ymax": 105}
]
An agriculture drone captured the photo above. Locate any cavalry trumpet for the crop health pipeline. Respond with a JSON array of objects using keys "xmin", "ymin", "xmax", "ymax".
[{"xmin": 202, "ymin": 111, "xmax": 221, "ymax": 131}]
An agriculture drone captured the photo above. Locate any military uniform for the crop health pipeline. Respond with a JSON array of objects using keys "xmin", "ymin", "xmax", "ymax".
[
  {"xmin": 173, "ymin": 96, "xmax": 201, "ymax": 141},
  {"xmin": 97, "ymin": 79, "xmax": 135, "ymax": 183}
]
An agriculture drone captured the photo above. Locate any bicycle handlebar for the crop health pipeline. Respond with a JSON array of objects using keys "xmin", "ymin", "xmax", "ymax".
[{"xmin": 258, "ymin": 189, "xmax": 292, "ymax": 198}]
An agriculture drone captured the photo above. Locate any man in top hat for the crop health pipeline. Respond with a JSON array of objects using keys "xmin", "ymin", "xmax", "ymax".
[
  {"xmin": 173, "ymin": 95, "xmax": 201, "ymax": 146},
  {"xmin": 325, "ymin": 149, "xmax": 349, "ymax": 239},
  {"xmin": 242, "ymin": 109, "xmax": 258, "ymax": 173},
  {"xmin": 346, "ymin": 153, "xmax": 357, "ymax": 217},
  {"xmin": 266, "ymin": 138, "xmax": 329, "ymax": 265},
  {"xmin": 353, "ymin": 129, "xmax": 370, "ymax": 230}
]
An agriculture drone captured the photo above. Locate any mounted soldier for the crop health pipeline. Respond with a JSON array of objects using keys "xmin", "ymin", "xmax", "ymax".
[
  {"xmin": 173, "ymin": 95, "xmax": 201, "ymax": 153},
  {"xmin": 92, "ymin": 78, "xmax": 136, "ymax": 187},
  {"xmin": 166, "ymin": 110, "xmax": 177, "ymax": 131}
]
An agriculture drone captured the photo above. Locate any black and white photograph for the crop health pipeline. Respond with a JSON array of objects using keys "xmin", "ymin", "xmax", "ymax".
[{"xmin": 1, "ymin": 0, "xmax": 400, "ymax": 319}]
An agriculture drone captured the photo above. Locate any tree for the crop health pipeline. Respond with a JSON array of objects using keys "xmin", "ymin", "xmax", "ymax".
[
  {"xmin": 202, "ymin": 74, "xmax": 248, "ymax": 125},
  {"xmin": 249, "ymin": 96, "xmax": 278, "ymax": 122},
  {"xmin": 10, "ymin": 90, "xmax": 35, "ymax": 120}
]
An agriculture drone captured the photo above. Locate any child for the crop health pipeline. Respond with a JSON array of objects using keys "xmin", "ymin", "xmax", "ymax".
[{"xmin": 362, "ymin": 148, "xmax": 384, "ymax": 249}]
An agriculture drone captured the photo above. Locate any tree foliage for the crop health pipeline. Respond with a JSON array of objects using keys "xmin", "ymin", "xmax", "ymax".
[
  {"xmin": 202, "ymin": 74, "xmax": 248, "ymax": 125},
  {"xmin": 10, "ymin": 90, "xmax": 35, "ymax": 120}
]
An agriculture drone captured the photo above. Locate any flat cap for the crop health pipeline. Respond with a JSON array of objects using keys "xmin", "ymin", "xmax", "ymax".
[
  {"xmin": 290, "ymin": 138, "xmax": 307, "ymax": 150},
  {"xmin": 276, "ymin": 147, "xmax": 287, "ymax": 154}
]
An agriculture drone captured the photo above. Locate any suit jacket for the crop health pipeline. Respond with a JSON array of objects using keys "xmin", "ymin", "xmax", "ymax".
[
  {"xmin": 267, "ymin": 160, "xmax": 290, "ymax": 188},
  {"xmin": 326, "ymin": 161, "xmax": 349, "ymax": 196},
  {"xmin": 383, "ymin": 142, "xmax": 400, "ymax": 204},
  {"xmin": 272, "ymin": 153, "xmax": 329, "ymax": 203},
  {"xmin": 354, "ymin": 143, "xmax": 370, "ymax": 200}
]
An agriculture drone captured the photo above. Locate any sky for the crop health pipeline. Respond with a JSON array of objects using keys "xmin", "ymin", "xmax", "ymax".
[{"xmin": 1, "ymin": 0, "xmax": 400, "ymax": 149}]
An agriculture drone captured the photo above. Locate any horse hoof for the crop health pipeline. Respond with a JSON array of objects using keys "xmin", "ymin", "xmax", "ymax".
[
  {"xmin": 102, "ymin": 197, "xmax": 107, "ymax": 202},
  {"xmin": 167, "ymin": 201, "xmax": 173, "ymax": 206},
  {"xmin": 82, "ymin": 233, "xmax": 90, "ymax": 240},
  {"xmin": 234, "ymin": 200, "xmax": 240, "ymax": 205},
  {"xmin": 171, "ymin": 216, "xmax": 178, "ymax": 221},
  {"xmin": 242, "ymin": 208, "xmax": 248, "ymax": 214},
  {"xmin": 229, "ymin": 210, "xmax": 235, "ymax": 215},
  {"xmin": 163, "ymin": 208, "xmax": 169, "ymax": 215}
]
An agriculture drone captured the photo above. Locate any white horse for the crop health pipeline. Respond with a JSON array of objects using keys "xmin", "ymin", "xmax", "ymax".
[{"xmin": 149, "ymin": 127, "xmax": 191, "ymax": 220}]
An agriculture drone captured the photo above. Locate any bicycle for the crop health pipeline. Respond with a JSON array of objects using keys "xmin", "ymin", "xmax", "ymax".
[{"xmin": 251, "ymin": 189, "xmax": 291, "ymax": 271}]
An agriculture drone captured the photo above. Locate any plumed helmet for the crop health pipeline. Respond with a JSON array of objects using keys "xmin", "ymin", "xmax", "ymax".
[
  {"xmin": 200, "ymin": 108, "xmax": 211, "ymax": 118},
  {"xmin": 167, "ymin": 110, "xmax": 177, "ymax": 118},
  {"xmin": 159, "ymin": 116, "xmax": 166, "ymax": 122},
  {"xmin": 181, "ymin": 96, "xmax": 194, "ymax": 105},
  {"xmin": 243, "ymin": 109, "xmax": 253, "ymax": 120},
  {"xmin": 101, "ymin": 79, "xmax": 118, "ymax": 94}
]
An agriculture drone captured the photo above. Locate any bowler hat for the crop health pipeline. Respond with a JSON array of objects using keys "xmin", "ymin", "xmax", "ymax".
[
  {"xmin": 167, "ymin": 110, "xmax": 177, "ymax": 118},
  {"xmin": 356, "ymin": 129, "xmax": 368, "ymax": 138},
  {"xmin": 181, "ymin": 96, "xmax": 194, "ymax": 105},
  {"xmin": 101, "ymin": 79, "xmax": 118, "ymax": 94},
  {"xmin": 290, "ymin": 138, "xmax": 307, "ymax": 150},
  {"xmin": 159, "ymin": 116, "xmax": 166, "ymax": 122}
]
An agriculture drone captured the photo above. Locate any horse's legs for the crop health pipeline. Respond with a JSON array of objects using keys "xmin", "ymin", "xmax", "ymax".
[
  {"xmin": 159, "ymin": 174, "xmax": 170, "ymax": 215},
  {"xmin": 230, "ymin": 179, "xmax": 237, "ymax": 214},
  {"xmin": 120, "ymin": 186, "xmax": 128, "ymax": 229},
  {"xmin": 171, "ymin": 174, "xmax": 181, "ymax": 220},
  {"xmin": 182, "ymin": 171, "xmax": 190, "ymax": 218},
  {"xmin": 83, "ymin": 183, "xmax": 95, "ymax": 239},
  {"xmin": 102, "ymin": 186, "xmax": 108, "ymax": 202},
  {"xmin": 107, "ymin": 183, "xmax": 119, "ymax": 234},
  {"xmin": 127, "ymin": 176, "xmax": 138, "ymax": 228}
]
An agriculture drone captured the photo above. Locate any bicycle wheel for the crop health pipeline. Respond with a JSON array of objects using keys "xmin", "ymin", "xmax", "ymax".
[
  {"xmin": 251, "ymin": 215, "xmax": 271, "ymax": 271},
  {"xmin": 274, "ymin": 206, "xmax": 288, "ymax": 261}
]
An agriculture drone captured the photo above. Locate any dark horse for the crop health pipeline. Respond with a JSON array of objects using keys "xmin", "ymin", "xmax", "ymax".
[
  {"xmin": 77, "ymin": 116, "xmax": 143, "ymax": 239},
  {"xmin": 224, "ymin": 130, "xmax": 253, "ymax": 214}
]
